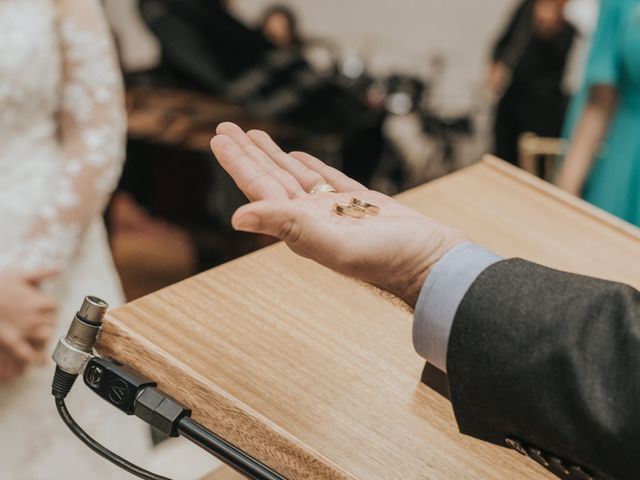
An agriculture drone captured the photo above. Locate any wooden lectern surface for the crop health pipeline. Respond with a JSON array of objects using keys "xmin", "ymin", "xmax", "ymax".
[{"xmin": 98, "ymin": 157, "xmax": 640, "ymax": 479}]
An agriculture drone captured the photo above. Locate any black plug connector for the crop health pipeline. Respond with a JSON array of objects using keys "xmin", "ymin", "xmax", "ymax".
[
  {"xmin": 135, "ymin": 387, "xmax": 191, "ymax": 437},
  {"xmin": 83, "ymin": 357, "xmax": 157, "ymax": 414},
  {"xmin": 81, "ymin": 357, "xmax": 284, "ymax": 479},
  {"xmin": 83, "ymin": 357, "xmax": 191, "ymax": 437}
]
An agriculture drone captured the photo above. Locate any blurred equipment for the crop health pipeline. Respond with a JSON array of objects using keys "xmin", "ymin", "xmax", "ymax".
[
  {"xmin": 376, "ymin": 73, "xmax": 475, "ymax": 191},
  {"xmin": 136, "ymin": 0, "xmax": 383, "ymax": 183}
]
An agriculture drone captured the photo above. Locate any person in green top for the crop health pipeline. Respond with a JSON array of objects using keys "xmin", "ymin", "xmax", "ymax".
[{"xmin": 558, "ymin": 0, "xmax": 640, "ymax": 226}]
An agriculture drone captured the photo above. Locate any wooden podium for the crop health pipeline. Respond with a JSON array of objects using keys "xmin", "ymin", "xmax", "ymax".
[{"xmin": 97, "ymin": 157, "xmax": 640, "ymax": 479}]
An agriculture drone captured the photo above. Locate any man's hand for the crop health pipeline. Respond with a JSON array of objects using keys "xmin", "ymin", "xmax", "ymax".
[
  {"xmin": 210, "ymin": 122, "xmax": 466, "ymax": 308},
  {"xmin": 0, "ymin": 270, "xmax": 58, "ymax": 382}
]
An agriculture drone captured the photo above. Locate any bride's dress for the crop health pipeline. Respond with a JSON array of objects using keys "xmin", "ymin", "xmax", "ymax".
[{"xmin": 0, "ymin": 1, "xmax": 152, "ymax": 478}]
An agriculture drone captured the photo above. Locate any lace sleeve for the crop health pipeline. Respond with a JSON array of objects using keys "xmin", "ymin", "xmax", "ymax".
[{"xmin": 21, "ymin": 0, "xmax": 125, "ymax": 270}]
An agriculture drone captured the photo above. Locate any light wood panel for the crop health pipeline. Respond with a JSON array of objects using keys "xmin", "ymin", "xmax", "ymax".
[
  {"xmin": 401, "ymin": 156, "xmax": 640, "ymax": 289},
  {"xmin": 98, "ymin": 157, "xmax": 640, "ymax": 479}
]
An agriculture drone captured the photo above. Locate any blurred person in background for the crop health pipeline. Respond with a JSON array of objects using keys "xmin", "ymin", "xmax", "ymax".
[
  {"xmin": 260, "ymin": 4, "xmax": 302, "ymax": 48},
  {"xmin": 259, "ymin": 4, "xmax": 338, "ymax": 76},
  {"xmin": 489, "ymin": 0, "xmax": 576, "ymax": 166},
  {"xmin": 0, "ymin": 0, "xmax": 152, "ymax": 478},
  {"xmin": 557, "ymin": 0, "xmax": 640, "ymax": 227}
]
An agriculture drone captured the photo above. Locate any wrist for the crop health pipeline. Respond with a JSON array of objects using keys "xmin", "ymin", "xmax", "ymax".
[{"xmin": 394, "ymin": 228, "xmax": 467, "ymax": 309}]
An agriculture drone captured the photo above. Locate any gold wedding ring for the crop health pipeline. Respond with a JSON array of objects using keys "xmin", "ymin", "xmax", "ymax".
[
  {"xmin": 333, "ymin": 203, "xmax": 367, "ymax": 218},
  {"xmin": 332, "ymin": 198, "xmax": 381, "ymax": 219},
  {"xmin": 349, "ymin": 197, "xmax": 380, "ymax": 216},
  {"xmin": 309, "ymin": 183, "xmax": 337, "ymax": 195}
]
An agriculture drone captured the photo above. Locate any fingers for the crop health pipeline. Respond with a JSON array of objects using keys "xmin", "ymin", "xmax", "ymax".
[
  {"xmin": 211, "ymin": 134, "xmax": 289, "ymax": 202},
  {"xmin": 23, "ymin": 268, "xmax": 60, "ymax": 285},
  {"xmin": 216, "ymin": 123, "xmax": 305, "ymax": 198},
  {"xmin": 0, "ymin": 351, "xmax": 26, "ymax": 384},
  {"xmin": 0, "ymin": 326, "xmax": 46, "ymax": 365},
  {"xmin": 9, "ymin": 270, "xmax": 59, "ymax": 312},
  {"xmin": 31, "ymin": 293, "xmax": 58, "ymax": 315},
  {"xmin": 20, "ymin": 287, "xmax": 57, "ymax": 322},
  {"xmin": 289, "ymin": 151, "xmax": 368, "ymax": 192},
  {"xmin": 29, "ymin": 320, "xmax": 56, "ymax": 343},
  {"xmin": 246, "ymin": 130, "xmax": 327, "ymax": 192},
  {"xmin": 212, "ymin": 122, "xmax": 366, "ymax": 201}
]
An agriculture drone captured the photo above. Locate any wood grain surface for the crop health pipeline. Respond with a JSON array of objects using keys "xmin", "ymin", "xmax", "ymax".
[{"xmin": 98, "ymin": 157, "xmax": 640, "ymax": 479}]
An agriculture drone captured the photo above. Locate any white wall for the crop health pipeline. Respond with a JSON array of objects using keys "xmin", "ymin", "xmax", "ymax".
[{"xmin": 231, "ymin": 0, "xmax": 519, "ymax": 113}]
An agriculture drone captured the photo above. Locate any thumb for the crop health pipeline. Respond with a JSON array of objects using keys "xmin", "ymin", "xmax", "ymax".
[{"xmin": 232, "ymin": 201, "xmax": 305, "ymax": 244}]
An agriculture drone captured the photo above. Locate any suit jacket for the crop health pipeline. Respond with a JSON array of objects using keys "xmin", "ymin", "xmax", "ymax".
[{"xmin": 447, "ymin": 259, "xmax": 639, "ymax": 480}]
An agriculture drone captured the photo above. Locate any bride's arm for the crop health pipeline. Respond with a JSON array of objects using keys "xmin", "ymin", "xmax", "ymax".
[{"xmin": 20, "ymin": 0, "xmax": 125, "ymax": 271}]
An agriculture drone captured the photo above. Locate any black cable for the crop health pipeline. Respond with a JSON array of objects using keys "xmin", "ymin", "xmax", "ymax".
[
  {"xmin": 52, "ymin": 295, "xmax": 288, "ymax": 480},
  {"xmin": 177, "ymin": 417, "xmax": 285, "ymax": 480},
  {"xmin": 54, "ymin": 397, "xmax": 171, "ymax": 480},
  {"xmin": 53, "ymin": 358, "xmax": 286, "ymax": 480}
]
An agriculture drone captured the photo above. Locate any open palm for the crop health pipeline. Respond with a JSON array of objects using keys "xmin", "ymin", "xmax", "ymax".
[{"xmin": 210, "ymin": 123, "xmax": 465, "ymax": 307}]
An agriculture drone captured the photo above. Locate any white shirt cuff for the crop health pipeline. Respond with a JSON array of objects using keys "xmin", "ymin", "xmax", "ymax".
[{"xmin": 412, "ymin": 243, "xmax": 503, "ymax": 372}]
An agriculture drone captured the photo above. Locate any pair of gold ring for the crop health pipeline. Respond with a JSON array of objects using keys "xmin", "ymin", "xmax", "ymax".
[
  {"xmin": 307, "ymin": 183, "xmax": 380, "ymax": 218},
  {"xmin": 333, "ymin": 198, "xmax": 380, "ymax": 218}
]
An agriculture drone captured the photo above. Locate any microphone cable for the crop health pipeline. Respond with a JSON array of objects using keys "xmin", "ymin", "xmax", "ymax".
[
  {"xmin": 51, "ymin": 296, "xmax": 285, "ymax": 480},
  {"xmin": 54, "ymin": 391, "xmax": 170, "ymax": 480}
]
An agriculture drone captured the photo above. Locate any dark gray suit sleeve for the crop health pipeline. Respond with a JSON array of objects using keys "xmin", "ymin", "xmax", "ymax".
[{"xmin": 447, "ymin": 259, "xmax": 640, "ymax": 480}]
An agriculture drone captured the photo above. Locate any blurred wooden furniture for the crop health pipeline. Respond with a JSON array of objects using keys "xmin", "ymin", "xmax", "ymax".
[
  {"xmin": 126, "ymin": 86, "xmax": 303, "ymax": 152},
  {"xmin": 518, "ymin": 132, "xmax": 567, "ymax": 181},
  {"xmin": 97, "ymin": 156, "xmax": 640, "ymax": 479},
  {"xmin": 111, "ymin": 228, "xmax": 198, "ymax": 301}
]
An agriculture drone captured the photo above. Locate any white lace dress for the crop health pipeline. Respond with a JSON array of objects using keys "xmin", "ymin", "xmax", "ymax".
[{"xmin": 0, "ymin": 1, "xmax": 152, "ymax": 478}]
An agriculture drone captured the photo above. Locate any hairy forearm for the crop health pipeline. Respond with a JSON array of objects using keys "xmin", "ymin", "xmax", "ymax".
[{"xmin": 557, "ymin": 85, "xmax": 617, "ymax": 195}]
